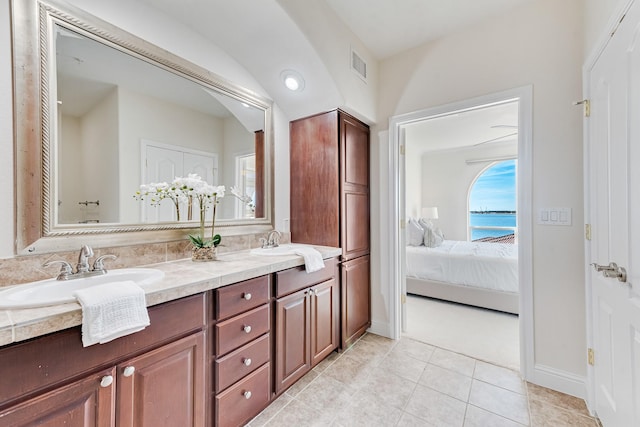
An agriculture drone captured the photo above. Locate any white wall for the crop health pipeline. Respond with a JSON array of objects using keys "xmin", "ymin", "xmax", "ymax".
[
  {"xmin": 584, "ymin": 0, "xmax": 626, "ymax": 57},
  {"xmin": 276, "ymin": 0, "xmax": 378, "ymax": 123},
  {"xmin": 59, "ymin": 115, "xmax": 82, "ymax": 223},
  {"xmin": 81, "ymin": 89, "xmax": 120, "ymax": 223},
  {"xmin": 374, "ymin": 0, "xmax": 586, "ymax": 382}
]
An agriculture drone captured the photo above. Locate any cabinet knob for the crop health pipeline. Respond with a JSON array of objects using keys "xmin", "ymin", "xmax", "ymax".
[
  {"xmin": 243, "ymin": 391, "xmax": 252, "ymax": 400},
  {"xmin": 243, "ymin": 325, "xmax": 252, "ymax": 334},
  {"xmin": 243, "ymin": 357, "xmax": 252, "ymax": 367},
  {"xmin": 243, "ymin": 292, "xmax": 252, "ymax": 300},
  {"xmin": 100, "ymin": 375, "xmax": 113, "ymax": 388},
  {"xmin": 123, "ymin": 366, "xmax": 136, "ymax": 377}
]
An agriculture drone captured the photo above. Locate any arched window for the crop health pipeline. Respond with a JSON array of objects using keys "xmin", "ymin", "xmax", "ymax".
[{"xmin": 468, "ymin": 160, "xmax": 517, "ymax": 243}]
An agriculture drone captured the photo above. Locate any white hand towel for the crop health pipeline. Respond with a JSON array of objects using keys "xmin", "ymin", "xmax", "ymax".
[
  {"xmin": 74, "ymin": 280, "xmax": 150, "ymax": 347},
  {"xmin": 293, "ymin": 246, "xmax": 325, "ymax": 273}
]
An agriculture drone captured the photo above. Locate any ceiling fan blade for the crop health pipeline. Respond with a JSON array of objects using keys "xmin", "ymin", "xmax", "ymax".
[{"xmin": 474, "ymin": 131, "xmax": 518, "ymax": 146}]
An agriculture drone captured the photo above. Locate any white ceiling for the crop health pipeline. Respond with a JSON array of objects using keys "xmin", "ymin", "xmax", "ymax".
[
  {"xmin": 324, "ymin": 0, "xmax": 536, "ymax": 59},
  {"xmin": 404, "ymin": 100, "xmax": 519, "ymax": 154}
]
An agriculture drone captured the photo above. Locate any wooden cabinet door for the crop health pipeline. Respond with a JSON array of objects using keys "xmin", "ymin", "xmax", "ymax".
[
  {"xmin": 340, "ymin": 112, "xmax": 370, "ymax": 260},
  {"xmin": 274, "ymin": 288, "xmax": 311, "ymax": 394},
  {"xmin": 289, "ymin": 110, "xmax": 340, "ymax": 247},
  {"xmin": 341, "ymin": 255, "xmax": 371, "ymax": 348},
  {"xmin": 310, "ymin": 278, "xmax": 339, "ymax": 366},
  {"xmin": 116, "ymin": 332, "xmax": 206, "ymax": 427},
  {"xmin": 0, "ymin": 368, "xmax": 116, "ymax": 427}
]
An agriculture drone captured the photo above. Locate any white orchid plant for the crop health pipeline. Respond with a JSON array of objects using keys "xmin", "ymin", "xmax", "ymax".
[{"xmin": 135, "ymin": 174, "xmax": 225, "ymax": 248}]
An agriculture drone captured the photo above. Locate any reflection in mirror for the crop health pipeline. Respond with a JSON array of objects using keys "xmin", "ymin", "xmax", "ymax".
[
  {"xmin": 13, "ymin": 0, "xmax": 273, "ymax": 254},
  {"xmin": 54, "ymin": 24, "xmax": 265, "ymax": 225}
]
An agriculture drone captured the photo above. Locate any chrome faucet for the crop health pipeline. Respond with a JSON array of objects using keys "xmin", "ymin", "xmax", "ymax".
[
  {"xmin": 43, "ymin": 246, "xmax": 117, "ymax": 281},
  {"xmin": 76, "ymin": 245, "xmax": 94, "ymax": 273},
  {"xmin": 260, "ymin": 230, "xmax": 282, "ymax": 249}
]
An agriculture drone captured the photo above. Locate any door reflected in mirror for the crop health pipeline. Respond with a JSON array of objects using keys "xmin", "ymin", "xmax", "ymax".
[{"xmin": 54, "ymin": 24, "xmax": 265, "ymax": 225}]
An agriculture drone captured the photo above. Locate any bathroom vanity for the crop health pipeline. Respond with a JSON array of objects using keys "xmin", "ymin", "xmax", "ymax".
[{"xmin": 0, "ymin": 247, "xmax": 342, "ymax": 427}]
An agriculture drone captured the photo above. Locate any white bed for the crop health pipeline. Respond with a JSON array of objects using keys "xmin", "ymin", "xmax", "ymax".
[{"xmin": 405, "ymin": 240, "xmax": 519, "ymax": 314}]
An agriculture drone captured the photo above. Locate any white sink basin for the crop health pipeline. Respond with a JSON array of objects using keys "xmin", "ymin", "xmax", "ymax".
[
  {"xmin": 0, "ymin": 268, "xmax": 164, "ymax": 310},
  {"xmin": 250, "ymin": 243, "xmax": 308, "ymax": 256}
]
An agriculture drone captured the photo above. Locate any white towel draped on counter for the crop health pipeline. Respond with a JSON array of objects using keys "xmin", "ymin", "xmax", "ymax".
[
  {"xmin": 74, "ymin": 280, "xmax": 150, "ymax": 347},
  {"xmin": 293, "ymin": 246, "xmax": 325, "ymax": 273}
]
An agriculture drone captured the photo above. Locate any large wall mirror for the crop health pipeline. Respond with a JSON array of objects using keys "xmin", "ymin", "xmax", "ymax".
[{"xmin": 13, "ymin": 0, "xmax": 273, "ymax": 254}]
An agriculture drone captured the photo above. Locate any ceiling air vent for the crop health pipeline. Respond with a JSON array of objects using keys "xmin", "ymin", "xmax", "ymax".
[{"xmin": 351, "ymin": 48, "xmax": 367, "ymax": 82}]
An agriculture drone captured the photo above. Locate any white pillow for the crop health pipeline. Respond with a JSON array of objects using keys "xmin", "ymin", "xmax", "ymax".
[
  {"xmin": 419, "ymin": 218, "xmax": 444, "ymax": 248},
  {"xmin": 406, "ymin": 218, "xmax": 424, "ymax": 246}
]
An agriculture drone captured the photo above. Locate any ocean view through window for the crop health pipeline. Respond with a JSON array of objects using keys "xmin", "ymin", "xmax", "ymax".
[{"xmin": 469, "ymin": 160, "xmax": 517, "ymax": 242}]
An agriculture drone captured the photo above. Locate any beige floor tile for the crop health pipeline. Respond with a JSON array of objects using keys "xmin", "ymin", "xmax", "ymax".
[
  {"xmin": 404, "ymin": 383, "xmax": 467, "ymax": 427},
  {"xmin": 394, "ymin": 337, "xmax": 436, "ymax": 362},
  {"xmin": 249, "ymin": 393, "xmax": 293, "ymax": 427},
  {"xmin": 474, "ymin": 360, "xmax": 526, "ymax": 395},
  {"xmin": 468, "ymin": 379, "xmax": 530, "ymax": 425},
  {"xmin": 396, "ymin": 412, "xmax": 438, "ymax": 427},
  {"xmin": 429, "ymin": 347, "xmax": 476, "ymax": 377},
  {"xmin": 311, "ymin": 350, "xmax": 342, "ymax": 373},
  {"xmin": 529, "ymin": 399, "xmax": 599, "ymax": 426},
  {"xmin": 332, "ymin": 392, "xmax": 403, "ymax": 427},
  {"xmin": 285, "ymin": 369, "xmax": 319, "ymax": 397},
  {"xmin": 344, "ymin": 337, "xmax": 393, "ymax": 366},
  {"xmin": 322, "ymin": 351, "xmax": 374, "ymax": 389},
  {"xmin": 465, "ymin": 404, "xmax": 527, "ymax": 427},
  {"xmin": 379, "ymin": 350, "xmax": 428, "ymax": 383},
  {"xmin": 527, "ymin": 382, "xmax": 591, "ymax": 417},
  {"xmin": 357, "ymin": 368, "xmax": 417, "ymax": 410},
  {"xmin": 418, "ymin": 363, "xmax": 472, "ymax": 401},
  {"xmin": 262, "ymin": 399, "xmax": 334, "ymax": 427},
  {"xmin": 295, "ymin": 374, "xmax": 354, "ymax": 415}
]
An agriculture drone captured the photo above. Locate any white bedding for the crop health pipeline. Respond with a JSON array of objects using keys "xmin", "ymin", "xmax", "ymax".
[{"xmin": 406, "ymin": 240, "xmax": 518, "ymax": 293}]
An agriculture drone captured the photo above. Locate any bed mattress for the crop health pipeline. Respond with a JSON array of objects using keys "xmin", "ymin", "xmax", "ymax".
[{"xmin": 405, "ymin": 240, "xmax": 518, "ymax": 293}]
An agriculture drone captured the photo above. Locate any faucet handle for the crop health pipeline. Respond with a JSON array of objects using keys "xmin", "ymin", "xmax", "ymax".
[
  {"xmin": 43, "ymin": 260, "xmax": 73, "ymax": 280},
  {"xmin": 93, "ymin": 254, "xmax": 117, "ymax": 272}
]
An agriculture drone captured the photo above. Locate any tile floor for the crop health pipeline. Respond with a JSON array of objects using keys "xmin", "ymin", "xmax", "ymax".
[{"xmin": 248, "ymin": 333, "xmax": 600, "ymax": 427}]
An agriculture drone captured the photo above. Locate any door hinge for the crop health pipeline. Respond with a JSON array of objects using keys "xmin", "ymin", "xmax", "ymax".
[
  {"xmin": 400, "ymin": 145, "xmax": 405, "ymax": 155},
  {"xmin": 573, "ymin": 99, "xmax": 590, "ymax": 117},
  {"xmin": 585, "ymin": 224, "xmax": 592, "ymax": 241},
  {"xmin": 400, "ymin": 219, "xmax": 406, "ymax": 229},
  {"xmin": 588, "ymin": 348, "xmax": 595, "ymax": 366},
  {"xmin": 401, "ymin": 294, "xmax": 407, "ymax": 304}
]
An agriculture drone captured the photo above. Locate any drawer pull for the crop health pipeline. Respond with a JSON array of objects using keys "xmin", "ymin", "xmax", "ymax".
[
  {"xmin": 123, "ymin": 366, "xmax": 135, "ymax": 377},
  {"xmin": 243, "ymin": 391, "xmax": 252, "ymax": 400},
  {"xmin": 100, "ymin": 375, "xmax": 113, "ymax": 388},
  {"xmin": 243, "ymin": 325, "xmax": 252, "ymax": 334},
  {"xmin": 243, "ymin": 292, "xmax": 252, "ymax": 300},
  {"xmin": 243, "ymin": 357, "xmax": 252, "ymax": 367}
]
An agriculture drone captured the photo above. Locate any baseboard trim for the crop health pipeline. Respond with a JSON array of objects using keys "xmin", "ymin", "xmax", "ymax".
[
  {"xmin": 531, "ymin": 363, "xmax": 588, "ymax": 400},
  {"xmin": 367, "ymin": 320, "xmax": 392, "ymax": 339}
]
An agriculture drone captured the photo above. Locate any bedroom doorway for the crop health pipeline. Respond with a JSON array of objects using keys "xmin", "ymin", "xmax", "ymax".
[{"xmin": 388, "ymin": 86, "xmax": 533, "ymax": 377}]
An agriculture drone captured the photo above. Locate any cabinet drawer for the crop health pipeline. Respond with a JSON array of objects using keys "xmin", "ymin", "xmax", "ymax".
[
  {"xmin": 275, "ymin": 258, "xmax": 337, "ymax": 297},
  {"xmin": 215, "ymin": 333, "xmax": 270, "ymax": 393},
  {"xmin": 215, "ymin": 304, "xmax": 270, "ymax": 355},
  {"xmin": 216, "ymin": 275, "xmax": 270, "ymax": 320},
  {"xmin": 215, "ymin": 363, "xmax": 270, "ymax": 427}
]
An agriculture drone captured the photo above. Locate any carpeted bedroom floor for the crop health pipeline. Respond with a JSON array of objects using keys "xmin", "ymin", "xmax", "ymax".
[{"xmin": 404, "ymin": 294, "xmax": 520, "ymax": 370}]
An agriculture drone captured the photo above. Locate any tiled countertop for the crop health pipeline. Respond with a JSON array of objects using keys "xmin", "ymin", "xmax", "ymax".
[{"xmin": 0, "ymin": 246, "xmax": 342, "ymax": 347}]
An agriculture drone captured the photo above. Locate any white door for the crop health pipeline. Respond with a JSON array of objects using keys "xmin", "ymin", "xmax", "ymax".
[
  {"xmin": 588, "ymin": 1, "xmax": 640, "ymax": 425},
  {"xmin": 145, "ymin": 145, "xmax": 183, "ymax": 222}
]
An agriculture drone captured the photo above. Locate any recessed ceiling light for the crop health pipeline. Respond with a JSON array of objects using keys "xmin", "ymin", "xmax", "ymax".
[{"xmin": 281, "ymin": 70, "xmax": 305, "ymax": 92}]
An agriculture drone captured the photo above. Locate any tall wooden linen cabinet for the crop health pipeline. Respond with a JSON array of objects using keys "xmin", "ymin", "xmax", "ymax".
[{"xmin": 289, "ymin": 109, "xmax": 371, "ymax": 348}]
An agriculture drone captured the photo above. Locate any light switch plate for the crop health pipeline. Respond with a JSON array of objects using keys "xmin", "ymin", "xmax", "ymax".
[{"xmin": 538, "ymin": 208, "xmax": 572, "ymax": 226}]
